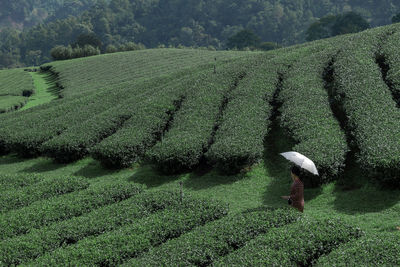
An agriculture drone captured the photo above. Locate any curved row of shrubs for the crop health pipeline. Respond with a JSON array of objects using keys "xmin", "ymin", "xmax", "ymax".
[
  {"xmin": 0, "ymin": 173, "xmax": 44, "ymax": 192},
  {"xmin": 0, "ymin": 190, "xmax": 184, "ymax": 266},
  {"xmin": 381, "ymin": 31, "xmax": 400, "ymax": 105},
  {"xmin": 316, "ymin": 232, "xmax": 400, "ymax": 266},
  {"xmin": 0, "ymin": 180, "xmax": 143, "ymax": 240},
  {"xmin": 214, "ymin": 217, "xmax": 363, "ymax": 266},
  {"xmin": 124, "ymin": 207, "xmax": 299, "ymax": 266},
  {"xmin": 205, "ymin": 56, "xmax": 279, "ymax": 173},
  {"xmin": 278, "ymin": 40, "xmax": 349, "ymax": 186},
  {"xmin": 40, "ymin": 72, "xmax": 190, "ymax": 163},
  {"xmin": 332, "ymin": 28, "xmax": 400, "ymax": 186},
  {"xmin": 27, "ymin": 198, "xmax": 228, "ymax": 266},
  {"xmin": 0, "ymin": 176, "xmax": 88, "ymax": 213},
  {"xmin": 147, "ymin": 58, "xmax": 254, "ymax": 173}
]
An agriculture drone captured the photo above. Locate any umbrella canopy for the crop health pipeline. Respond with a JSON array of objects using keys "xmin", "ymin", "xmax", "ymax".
[{"xmin": 280, "ymin": 151, "xmax": 319, "ymax": 176}]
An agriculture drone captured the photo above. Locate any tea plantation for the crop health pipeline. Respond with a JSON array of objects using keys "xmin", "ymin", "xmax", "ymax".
[{"xmin": 0, "ymin": 24, "xmax": 399, "ymax": 265}]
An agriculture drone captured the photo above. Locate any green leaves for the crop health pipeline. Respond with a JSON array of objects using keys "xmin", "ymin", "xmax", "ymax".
[
  {"xmin": 215, "ymin": 217, "xmax": 363, "ymax": 266},
  {"xmin": 126, "ymin": 208, "xmax": 299, "ymax": 266},
  {"xmin": 316, "ymin": 233, "xmax": 400, "ymax": 266}
]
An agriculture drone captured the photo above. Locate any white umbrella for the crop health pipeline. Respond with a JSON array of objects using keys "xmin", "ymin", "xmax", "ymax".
[{"xmin": 280, "ymin": 151, "xmax": 319, "ymax": 176}]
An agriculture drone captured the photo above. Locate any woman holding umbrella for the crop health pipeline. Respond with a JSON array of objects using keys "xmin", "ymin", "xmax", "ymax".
[
  {"xmin": 281, "ymin": 165, "xmax": 304, "ymax": 212},
  {"xmin": 280, "ymin": 151, "xmax": 319, "ymax": 213}
]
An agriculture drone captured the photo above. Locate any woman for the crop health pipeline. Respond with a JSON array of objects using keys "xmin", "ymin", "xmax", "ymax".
[{"xmin": 281, "ymin": 165, "xmax": 304, "ymax": 212}]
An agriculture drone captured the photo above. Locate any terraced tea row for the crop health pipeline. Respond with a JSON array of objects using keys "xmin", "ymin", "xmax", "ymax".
[
  {"xmin": 44, "ymin": 49, "xmax": 250, "ymax": 98},
  {"xmin": 278, "ymin": 39, "xmax": 349, "ymax": 186},
  {"xmin": 0, "ymin": 180, "xmax": 143, "ymax": 240},
  {"xmin": 331, "ymin": 26, "xmax": 400, "ymax": 186},
  {"xmin": 0, "ymin": 69, "xmax": 34, "ymax": 113},
  {"xmin": 214, "ymin": 217, "xmax": 362, "ymax": 266}
]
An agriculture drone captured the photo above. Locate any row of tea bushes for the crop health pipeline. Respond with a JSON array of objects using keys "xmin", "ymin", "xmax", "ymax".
[
  {"xmin": 0, "ymin": 180, "xmax": 143, "ymax": 240},
  {"xmin": 0, "ymin": 173, "xmax": 45, "ymax": 192},
  {"xmin": 278, "ymin": 42, "xmax": 348, "ymax": 186},
  {"xmin": 381, "ymin": 31, "xmax": 400, "ymax": 105},
  {"xmin": 0, "ymin": 190, "xmax": 184, "ymax": 266},
  {"xmin": 316, "ymin": 232, "xmax": 400, "ymax": 266},
  {"xmin": 124, "ymin": 208, "xmax": 299, "ymax": 266},
  {"xmin": 147, "ymin": 59, "xmax": 254, "ymax": 173},
  {"xmin": 27, "ymin": 198, "xmax": 228, "ymax": 266},
  {"xmin": 332, "ymin": 28, "xmax": 400, "ymax": 186},
  {"xmin": 205, "ymin": 56, "xmax": 278, "ymax": 173},
  {"xmin": 41, "ymin": 70, "xmax": 192, "ymax": 164},
  {"xmin": 214, "ymin": 217, "xmax": 362, "ymax": 266},
  {"xmin": 0, "ymin": 69, "xmax": 34, "ymax": 97},
  {"xmin": 0, "ymin": 176, "xmax": 88, "ymax": 213}
]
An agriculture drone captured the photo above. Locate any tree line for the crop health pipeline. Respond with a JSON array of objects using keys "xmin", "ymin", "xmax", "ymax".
[{"xmin": 1, "ymin": 0, "xmax": 400, "ymax": 68}]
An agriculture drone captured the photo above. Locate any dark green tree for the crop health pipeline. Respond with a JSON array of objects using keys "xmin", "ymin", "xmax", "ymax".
[
  {"xmin": 74, "ymin": 33, "xmax": 102, "ymax": 49},
  {"xmin": 332, "ymin": 12, "xmax": 370, "ymax": 36},
  {"xmin": 227, "ymin": 29, "xmax": 260, "ymax": 49},
  {"xmin": 258, "ymin": 42, "xmax": 282, "ymax": 51},
  {"xmin": 392, "ymin": 13, "xmax": 400, "ymax": 23},
  {"xmin": 306, "ymin": 15, "xmax": 337, "ymax": 41}
]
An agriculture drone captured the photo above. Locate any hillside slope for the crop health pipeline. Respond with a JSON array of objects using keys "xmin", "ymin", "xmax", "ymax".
[{"xmin": 1, "ymin": 24, "xmax": 400, "ymax": 188}]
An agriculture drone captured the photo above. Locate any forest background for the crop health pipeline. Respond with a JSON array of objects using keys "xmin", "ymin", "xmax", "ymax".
[{"xmin": 1, "ymin": 0, "xmax": 400, "ymax": 68}]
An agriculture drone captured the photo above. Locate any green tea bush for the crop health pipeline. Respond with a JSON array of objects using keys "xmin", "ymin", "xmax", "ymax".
[
  {"xmin": 2, "ymin": 86, "xmax": 139, "ymax": 157},
  {"xmin": 125, "ymin": 208, "xmax": 299, "ymax": 266},
  {"xmin": 0, "ymin": 69, "xmax": 34, "ymax": 113},
  {"xmin": 90, "ymin": 74, "xmax": 197, "ymax": 168},
  {"xmin": 381, "ymin": 31, "xmax": 400, "ymax": 104},
  {"xmin": 278, "ymin": 44, "xmax": 348, "ymax": 186},
  {"xmin": 0, "ymin": 173, "xmax": 44, "ymax": 192},
  {"xmin": 29, "ymin": 198, "xmax": 228, "ymax": 266},
  {"xmin": 43, "ymin": 49, "xmax": 248, "ymax": 98},
  {"xmin": 0, "ymin": 96, "xmax": 28, "ymax": 113},
  {"xmin": 0, "ymin": 176, "xmax": 88, "ymax": 213},
  {"xmin": 147, "ymin": 59, "xmax": 253, "ymax": 173},
  {"xmin": 0, "ymin": 181, "xmax": 143, "ymax": 240},
  {"xmin": 316, "ymin": 232, "xmax": 400, "ymax": 266},
  {"xmin": 205, "ymin": 57, "xmax": 277, "ymax": 173},
  {"xmin": 333, "ymin": 28, "xmax": 400, "ymax": 186},
  {"xmin": 214, "ymin": 217, "xmax": 363, "ymax": 266},
  {"xmin": 0, "ymin": 69, "xmax": 34, "ymax": 97},
  {"xmin": 0, "ymin": 190, "xmax": 184, "ymax": 265},
  {"xmin": 40, "ymin": 70, "xmax": 198, "ymax": 163}
]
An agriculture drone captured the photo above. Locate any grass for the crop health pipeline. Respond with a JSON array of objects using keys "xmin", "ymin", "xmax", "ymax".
[
  {"xmin": 1, "ymin": 124, "xmax": 399, "ymax": 235},
  {"xmin": 19, "ymin": 72, "xmax": 57, "ymax": 111}
]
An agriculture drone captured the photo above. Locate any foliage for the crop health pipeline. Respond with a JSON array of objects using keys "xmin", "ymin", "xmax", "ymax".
[
  {"xmin": 124, "ymin": 208, "xmax": 300, "ymax": 266},
  {"xmin": 332, "ymin": 12, "xmax": 370, "ymax": 36},
  {"xmin": 332, "ymin": 26, "xmax": 400, "ymax": 186},
  {"xmin": 0, "ymin": 180, "xmax": 143, "ymax": 240},
  {"xmin": 2, "ymin": 0, "xmax": 400, "ymax": 68},
  {"xmin": 227, "ymin": 29, "xmax": 261, "ymax": 50},
  {"xmin": 277, "ymin": 41, "xmax": 349, "ymax": 186},
  {"xmin": 0, "ymin": 176, "xmax": 88, "ymax": 213},
  {"xmin": 381, "ymin": 31, "xmax": 400, "ymax": 106},
  {"xmin": 316, "ymin": 233, "xmax": 400, "ymax": 266},
  {"xmin": 0, "ymin": 190, "xmax": 185, "ymax": 266},
  {"xmin": 0, "ymin": 96, "xmax": 28, "ymax": 113},
  {"xmin": 258, "ymin": 42, "xmax": 282, "ymax": 51},
  {"xmin": 393, "ymin": 13, "xmax": 400, "ymax": 23},
  {"xmin": 0, "ymin": 68, "xmax": 34, "ymax": 112},
  {"xmin": 29, "ymin": 197, "xmax": 228, "ymax": 266},
  {"xmin": 0, "ymin": 173, "xmax": 44, "ymax": 192},
  {"xmin": 306, "ymin": 12, "xmax": 370, "ymax": 41},
  {"xmin": 306, "ymin": 15, "xmax": 337, "ymax": 41},
  {"xmin": 50, "ymin": 44, "xmax": 100, "ymax": 60},
  {"xmin": 205, "ymin": 57, "xmax": 278, "ymax": 173},
  {"xmin": 146, "ymin": 59, "xmax": 252, "ymax": 173},
  {"xmin": 214, "ymin": 217, "xmax": 363, "ymax": 266}
]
